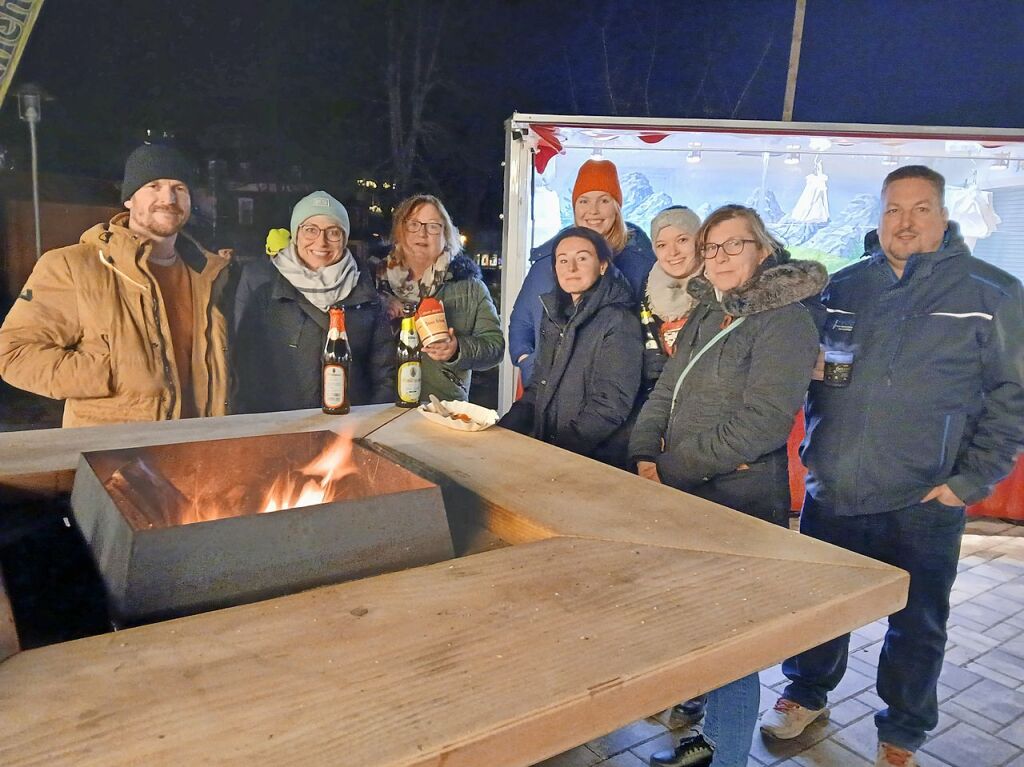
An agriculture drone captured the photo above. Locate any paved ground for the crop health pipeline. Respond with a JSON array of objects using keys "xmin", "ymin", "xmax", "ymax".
[{"xmin": 534, "ymin": 517, "xmax": 1024, "ymax": 767}]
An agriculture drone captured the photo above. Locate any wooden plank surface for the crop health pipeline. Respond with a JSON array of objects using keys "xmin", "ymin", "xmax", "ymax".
[
  {"xmin": 369, "ymin": 412, "xmax": 891, "ymax": 570},
  {"xmin": 0, "ymin": 538, "xmax": 904, "ymax": 767},
  {"xmin": 0, "ymin": 407, "xmax": 909, "ymax": 767}
]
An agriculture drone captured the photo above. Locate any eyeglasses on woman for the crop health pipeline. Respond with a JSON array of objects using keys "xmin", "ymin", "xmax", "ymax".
[
  {"xmin": 297, "ymin": 223, "xmax": 345, "ymax": 242},
  {"xmin": 701, "ymin": 238, "xmax": 757, "ymax": 259},
  {"xmin": 405, "ymin": 220, "xmax": 444, "ymax": 235}
]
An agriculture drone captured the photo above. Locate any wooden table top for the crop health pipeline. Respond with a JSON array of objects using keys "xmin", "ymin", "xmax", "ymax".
[{"xmin": 0, "ymin": 407, "xmax": 908, "ymax": 767}]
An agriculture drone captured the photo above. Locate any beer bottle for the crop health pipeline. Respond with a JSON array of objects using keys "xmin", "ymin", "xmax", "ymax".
[
  {"xmin": 322, "ymin": 306, "xmax": 351, "ymax": 414},
  {"xmin": 395, "ymin": 304, "xmax": 422, "ymax": 408},
  {"xmin": 640, "ymin": 297, "xmax": 661, "ymax": 353}
]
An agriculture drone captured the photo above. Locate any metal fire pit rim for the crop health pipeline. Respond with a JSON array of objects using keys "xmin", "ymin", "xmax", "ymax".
[{"xmin": 80, "ymin": 432, "xmax": 437, "ymax": 532}]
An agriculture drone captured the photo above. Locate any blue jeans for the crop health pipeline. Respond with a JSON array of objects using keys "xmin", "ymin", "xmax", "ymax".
[
  {"xmin": 703, "ymin": 673, "xmax": 760, "ymax": 767},
  {"xmin": 781, "ymin": 494, "xmax": 965, "ymax": 751},
  {"xmin": 688, "ymin": 461, "xmax": 786, "ymax": 764}
]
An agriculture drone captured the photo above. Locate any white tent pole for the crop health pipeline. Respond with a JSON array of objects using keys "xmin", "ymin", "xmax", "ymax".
[{"xmin": 782, "ymin": 0, "xmax": 807, "ymax": 121}]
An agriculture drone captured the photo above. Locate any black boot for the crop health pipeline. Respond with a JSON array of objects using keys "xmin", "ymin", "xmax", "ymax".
[
  {"xmin": 668, "ymin": 695, "xmax": 707, "ymax": 728},
  {"xmin": 649, "ymin": 732, "xmax": 715, "ymax": 767}
]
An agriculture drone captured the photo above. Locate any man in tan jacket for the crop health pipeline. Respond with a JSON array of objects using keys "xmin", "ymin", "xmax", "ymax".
[{"xmin": 0, "ymin": 143, "xmax": 233, "ymax": 427}]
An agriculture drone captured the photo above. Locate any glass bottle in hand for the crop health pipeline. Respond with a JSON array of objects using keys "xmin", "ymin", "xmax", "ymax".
[
  {"xmin": 640, "ymin": 297, "xmax": 662, "ymax": 352},
  {"xmin": 323, "ymin": 306, "xmax": 351, "ymax": 414},
  {"xmin": 396, "ymin": 304, "xmax": 422, "ymax": 407}
]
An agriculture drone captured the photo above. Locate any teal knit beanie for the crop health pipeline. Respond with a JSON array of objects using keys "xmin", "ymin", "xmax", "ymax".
[{"xmin": 290, "ymin": 191, "xmax": 350, "ymax": 242}]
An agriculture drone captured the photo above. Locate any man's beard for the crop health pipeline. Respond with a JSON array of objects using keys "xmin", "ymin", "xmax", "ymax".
[{"xmin": 140, "ymin": 206, "xmax": 188, "ymax": 237}]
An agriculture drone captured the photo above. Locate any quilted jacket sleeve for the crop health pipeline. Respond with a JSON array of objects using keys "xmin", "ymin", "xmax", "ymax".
[
  {"xmin": 448, "ymin": 279, "xmax": 504, "ymax": 372},
  {"xmin": 0, "ymin": 250, "xmax": 113, "ymax": 400}
]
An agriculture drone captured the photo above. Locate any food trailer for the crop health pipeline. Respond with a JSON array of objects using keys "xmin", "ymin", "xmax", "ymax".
[{"xmin": 500, "ymin": 113, "xmax": 1024, "ymax": 517}]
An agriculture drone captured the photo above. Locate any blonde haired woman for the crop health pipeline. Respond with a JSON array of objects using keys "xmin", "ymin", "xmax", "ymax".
[
  {"xmin": 509, "ymin": 159, "xmax": 655, "ymax": 386},
  {"xmin": 376, "ymin": 194, "xmax": 503, "ymax": 402}
]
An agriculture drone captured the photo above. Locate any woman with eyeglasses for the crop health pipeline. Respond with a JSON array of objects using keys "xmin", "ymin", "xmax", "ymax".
[
  {"xmin": 509, "ymin": 158, "xmax": 655, "ymax": 387},
  {"xmin": 629, "ymin": 204, "xmax": 826, "ymax": 767},
  {"xmin": 233, "ymin": 190, "xmax": 395, "ymax": 413},
  {"xmin": 376, "ymin": 194, "xmax": 503, "ymax": 402}
]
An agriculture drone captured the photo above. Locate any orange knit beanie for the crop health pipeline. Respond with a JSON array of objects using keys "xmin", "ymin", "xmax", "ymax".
[{"xmin": 572, "ymin": 159, "xmax": 622, "ymax": 206}]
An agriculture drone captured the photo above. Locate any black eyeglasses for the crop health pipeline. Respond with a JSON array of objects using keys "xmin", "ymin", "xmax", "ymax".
[
  {"xmin": 297, "ymin": 223, "xmax": 345, "ymax": 242},
  {"xmin": 405, "ymin": 220, "xmax": 444, "ymax": 235},
  {"xmin": 700, "ymin": 238, "xmax": 757, "ymax": 259}
]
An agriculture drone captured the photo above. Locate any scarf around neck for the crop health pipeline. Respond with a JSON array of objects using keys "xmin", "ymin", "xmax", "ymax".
[
  {"xmin": 385, "ymin": 250, "xmax": 452, "ymax": 303},
  {"xmin": 645, "ymin": 264, "xmax": 697, "ymax": 321},
  {"xmin": 271, "ymin": 243, "xmax": 361, "ymax": 312}
]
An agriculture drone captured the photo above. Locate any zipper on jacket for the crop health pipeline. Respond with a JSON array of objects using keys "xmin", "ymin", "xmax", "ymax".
[
  {"xmin": 938, "ymin": 413, "xmax": 952, "ymax": 470},
  {"xmin": 884, "ymin": 314, "xmax": 908, "ymax": 386},
  {"xmin": 103, "ymin": 248, "xmax": 177, "ymax": 417},
  {"xmin": 665, "ymin": 303, "xmax": 713, "ymax": 446},
  {"xmin": 151, "ymin": 300, "xmax": 177, "ymax": 419},
  {"xmin": 441, "ymin": 368, "xmax": 467, "ymax": 392},
  {"xmin": 536, "ymin": 296, "xmax": 577, "ymax": 389}
]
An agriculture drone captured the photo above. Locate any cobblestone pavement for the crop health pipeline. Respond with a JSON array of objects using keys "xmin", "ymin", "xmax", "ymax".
[{"xmin": 534, "ymin": 517, "xmax": 1024, "ymax": 767}]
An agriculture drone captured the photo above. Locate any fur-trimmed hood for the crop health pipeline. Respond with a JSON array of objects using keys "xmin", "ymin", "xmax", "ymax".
[
  {"xmin": 446, "ymin": 252, "xmax": 483, "ymax": 282},
  {"xmin": 688, "ymin": 250, "xmax": 828, "ymax": 317}
]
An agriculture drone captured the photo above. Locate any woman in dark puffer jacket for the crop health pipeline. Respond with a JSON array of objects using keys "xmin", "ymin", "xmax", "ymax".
[
  {"xmin": 233, "ymin": 191, "xmax": 395, "ymax": 413},
  {"xmin": 499, "ymin": 227, "xmax": 643, "ymax": 468},
  {"xmin": 631, "ymin": 205, "xmax": 825, "ymax": 767}
]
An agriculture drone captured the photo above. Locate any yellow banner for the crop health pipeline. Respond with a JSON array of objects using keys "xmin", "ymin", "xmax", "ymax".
[{"xmin": 0, "ymin": 0, "xmax": 45, "ymax": 110}]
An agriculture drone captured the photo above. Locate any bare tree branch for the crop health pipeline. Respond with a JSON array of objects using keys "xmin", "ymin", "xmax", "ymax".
[
  {"xmin": 562, "ymin": 45, "xmax": 580, "ymax": 114},
  {"xmin": 685, "ymin": 60, "xmax": 711, "ymax": 115},
  {"xmin": 731, "ymin": 32, "xmax": 774, "ymax": 118},
  {"xmin": 600, "ymin": 23, "xmax": 617, "ymax": 115},
  {"xmin": 384, "ymin": 0, "xmax": 452, "ymax": 191}
]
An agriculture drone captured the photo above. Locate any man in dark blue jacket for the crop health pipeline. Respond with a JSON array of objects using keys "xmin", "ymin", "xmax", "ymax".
[{"xmin": 759, "ymin": 166, "xmax": 1024, "ymax": 767}]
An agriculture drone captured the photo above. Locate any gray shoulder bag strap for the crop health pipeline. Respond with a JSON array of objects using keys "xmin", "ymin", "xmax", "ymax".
[{"xmin": 668, "ymin": 316, "xmax": 746, "ymax": 416}]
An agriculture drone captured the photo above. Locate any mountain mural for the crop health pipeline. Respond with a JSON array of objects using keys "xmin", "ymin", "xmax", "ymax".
[
  {"xmin": 803, "ymin": 193, "xmax": 879, "ymax": 258},
  {"xmin": 746, "ymin": 187, "xmax": 785, "ymax": 223}
]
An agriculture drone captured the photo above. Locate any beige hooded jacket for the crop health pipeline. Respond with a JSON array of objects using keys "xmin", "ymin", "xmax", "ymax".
[{"xmin": 0, "ymin": 212, "xmax": 232, "ymax": 427}]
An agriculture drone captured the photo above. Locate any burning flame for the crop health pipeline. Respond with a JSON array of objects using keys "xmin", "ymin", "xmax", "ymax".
[
  {"xmin": 261, "ymin": 431, "xmax": 359, "ymax": 514},
  {"xmin": 106, "ymin": 432, "xmax": 362, "ymax": 529}
]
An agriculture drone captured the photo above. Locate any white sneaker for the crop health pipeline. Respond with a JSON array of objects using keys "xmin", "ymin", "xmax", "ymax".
[
  {"xmin": 875, "ymin": 742, "xmax": 917, "ymax": 767},
  {"xmin": 759, "ymin": 697, "xmax": 829, "ymax": 739}
]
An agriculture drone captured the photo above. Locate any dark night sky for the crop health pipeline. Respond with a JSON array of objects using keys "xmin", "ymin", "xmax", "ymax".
[{"xmin": 1, "ymin": 0, "xmax": 1022, "ymax": 227}]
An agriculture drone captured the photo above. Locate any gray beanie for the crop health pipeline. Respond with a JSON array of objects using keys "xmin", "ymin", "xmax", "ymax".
[
  {"xmin": 290, "ymin": 191, "xmax": 351, "ymax": 241},
  {"xmin": 121, "ymin": 143, "xmax": 196, "ymax": 201},
  {"xmin": 650, "ymin": 206, "xmax": 701, "ymax": 242}
]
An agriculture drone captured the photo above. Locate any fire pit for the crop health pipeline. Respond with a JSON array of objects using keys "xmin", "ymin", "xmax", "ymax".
[{"xmin": 69, "ymin": 431, "xmax": 453, "ymax": 622}]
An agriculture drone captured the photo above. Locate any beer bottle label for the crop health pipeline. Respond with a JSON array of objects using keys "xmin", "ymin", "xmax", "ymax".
[
  {"xmin": 323, "ymin": 365, "xmax": 346, "ymax": 407},
  {"xmin": 397, "ymin": 361, "xmax": 422, "ymax": 403}
]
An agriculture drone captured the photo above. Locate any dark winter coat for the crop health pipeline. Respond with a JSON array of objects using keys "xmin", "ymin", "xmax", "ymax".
[
  {"xmin": 803, "ymin": 222, "xmax": 1024, "ymax": 515},
  {"xmin": 629, "ymin": 252, "xmax": 826, "ymax": 523},
  {"xmin": 508, "ymin": 223, "xmax": 655, "ymax": 385},
  {"xmin": 233, "ymin": 257, "xmax": 395, "ymax": 413},
  {"xmin": 499, "ymin": 266, "xmax": 643, "ymax": 468}
]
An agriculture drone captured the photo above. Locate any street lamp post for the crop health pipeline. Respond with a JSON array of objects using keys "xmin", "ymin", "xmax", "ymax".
[{"xmin": 16, "ymin": 85, "xmax": 45, "ymax": 260}]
